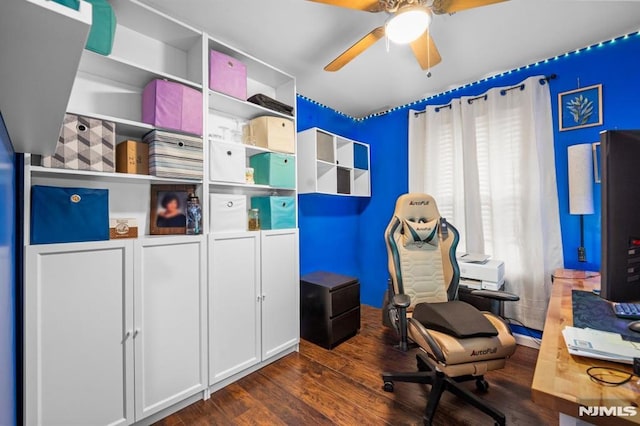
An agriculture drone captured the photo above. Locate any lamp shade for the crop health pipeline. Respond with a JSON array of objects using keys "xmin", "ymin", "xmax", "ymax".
[{"xmin": 568, "ymin": 143, "xmax": 594, "ymax": 215}]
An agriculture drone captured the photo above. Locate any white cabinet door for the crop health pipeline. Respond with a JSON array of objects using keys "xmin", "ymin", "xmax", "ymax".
[
  {"xmin": 25, "ymin": 241, "xmax": 134, "ymax": 426},
  {"xmin": 260, "ymin": 229, "xmax": 299, "ymax": 360},
  {"xmin": 134, "ymin": 236, "xmax": 206, "ymax": 420},
  {"xmin": 208, "ymin": 232, "xmax": 261, "ymax": 384}
]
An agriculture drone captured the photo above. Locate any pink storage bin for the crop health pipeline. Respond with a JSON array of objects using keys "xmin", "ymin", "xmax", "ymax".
[
  {"xmin": 142, "ymin": 79, "xmax": 203, "ymax": 136},
  {"xmin": 209, "ymin": 50, "xmax": 247, "ymax": 100}
]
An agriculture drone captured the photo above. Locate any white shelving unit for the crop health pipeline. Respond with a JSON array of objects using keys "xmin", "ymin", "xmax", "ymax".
[
  {"xmin": 206, "ymin": 34, "xmax": 297, "ymax": 223},
  {"xmin": 25, "ymin": 0, "xmax": 205, "ymax": 241},
  {"xmin": 22, "ymin": 1, "xmax": 299, "ymax": 425},
  {"xmin": 67, "ymin": 0, "xmax": 204, "ymax": 131},
  {"xmin": 298, "ymin": 127, "xmax": 371, "ymax": 197},
  {"xmin": 204, "ymin": 34, "xmax": 299, "ymax": 397}
]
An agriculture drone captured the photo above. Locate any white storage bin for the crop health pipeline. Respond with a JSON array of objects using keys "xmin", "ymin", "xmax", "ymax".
[
  {"xmin": 210, "ymin": 142, "xmax": 245, "ymax": 183},
  {"xmin": 210, "ymin": 194, "xmax": 247, "ymax": 232}
]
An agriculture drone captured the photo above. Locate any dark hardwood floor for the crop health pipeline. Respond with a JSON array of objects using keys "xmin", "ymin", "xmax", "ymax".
[{"xmin": 155, "ymin": 306, "xmax": 558, "ymax": 425}]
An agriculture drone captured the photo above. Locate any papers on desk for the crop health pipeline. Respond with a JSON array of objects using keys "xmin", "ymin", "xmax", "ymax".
[{"xmin": 562, "ymin": 326, "xmax": 640, "ymax": 364}]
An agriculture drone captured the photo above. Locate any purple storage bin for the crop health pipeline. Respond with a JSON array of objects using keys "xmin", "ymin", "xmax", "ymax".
[
  {"xmin": 209, "ymin": 50, "xmax": 247, "ymax": 100},
  {"xmin": 142, "ymin": 79, "xmax": 203, "ymax": 136}
]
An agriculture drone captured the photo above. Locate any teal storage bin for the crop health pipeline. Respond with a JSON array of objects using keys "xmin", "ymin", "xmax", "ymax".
[
  {"xmin": 52, "ymin": 0, "xmax": 80, "ymax": 11},
  {"xmin": 250, "ymin": 152, "xmax": 295, "ymax": 189},
  {"xmin": 85, "ymin": 0, "xmax": 117, "ymax": 56},
  {"xmin": 251, "ymin": 196, "xmax": 296, "ymax": 230},
  {"xmin": 354, "ymin": 143, "xmax": 369, "ymax": 170}
]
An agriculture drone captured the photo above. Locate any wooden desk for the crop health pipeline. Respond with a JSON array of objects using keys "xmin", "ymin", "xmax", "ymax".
[{"xmin": 532, "ymin": 269, "xmax": 640, "ymax": 425}]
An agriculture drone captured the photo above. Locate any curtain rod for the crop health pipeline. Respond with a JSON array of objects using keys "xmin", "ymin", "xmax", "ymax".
[{"xmin": 413, "ymin": 74, "xmax": 557, "ymax": 116}]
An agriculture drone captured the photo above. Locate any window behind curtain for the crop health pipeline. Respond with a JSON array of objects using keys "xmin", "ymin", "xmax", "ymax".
[
  {"xmin": 474, "ymin": 107, "xmax": 523, "ymax": 256},
  {"xmin": 422, "ymin": 106, "xmax": 466, "ymax": 252},
  {"xmin": 431, "ymin": 122, "xmax": 455, "ymax": 220}
]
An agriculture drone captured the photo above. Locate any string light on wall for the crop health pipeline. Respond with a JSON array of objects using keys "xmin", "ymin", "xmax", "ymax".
[
  {"xmin": 297, "ymin": 31, "xmax": 639, "ymax": 122},
  {"xmin": 296, "ymin": 94, "xmax": 353, "ymax": 119}
]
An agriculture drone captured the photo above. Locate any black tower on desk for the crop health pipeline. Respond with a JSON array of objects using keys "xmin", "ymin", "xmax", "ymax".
[{"xmin": 600, "ymin": 130, "xmax": 640, "ymax": 302}]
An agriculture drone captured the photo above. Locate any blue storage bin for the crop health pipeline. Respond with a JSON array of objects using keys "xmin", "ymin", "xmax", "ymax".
[
  {"xmin": 249, "ymin": 152, "xmax": 295, "ymax": 189},
  {"xmin": 31, "ymin": 186, "xmax": 109, "ymax": 244},
  {"xmin": 251, "ymin": 196, "xmax": 296, "ymax": 230},
  {"xmin": 354, "ymin": 143, "xmax": 369, "ymax": 170},
  {"xmin": 85, "ymin": 0, "xmax": 117, "ymax": 56}
]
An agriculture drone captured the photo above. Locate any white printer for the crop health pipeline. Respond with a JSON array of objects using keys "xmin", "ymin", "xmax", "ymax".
[{"xmin": 457, "ymin": 254, "xmax": 505, "ymax": 291}]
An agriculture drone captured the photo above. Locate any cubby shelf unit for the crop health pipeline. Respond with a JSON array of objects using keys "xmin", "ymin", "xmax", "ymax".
[{"xmin": 297, "ymin": 128, "xmax": 371, "ymax": 197}]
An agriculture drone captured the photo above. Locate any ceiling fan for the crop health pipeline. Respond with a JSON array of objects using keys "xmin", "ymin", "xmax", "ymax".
[{"xmin": 309, "ymin": 0, "xmax": 508, "ymax": 71}]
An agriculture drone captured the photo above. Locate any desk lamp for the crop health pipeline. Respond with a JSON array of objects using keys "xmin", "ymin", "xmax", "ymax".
[{"xmin": 568, "ymin": 144, "xmax": 595, "ymax": 262}]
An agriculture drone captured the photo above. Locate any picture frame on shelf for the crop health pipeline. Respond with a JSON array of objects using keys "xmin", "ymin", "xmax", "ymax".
[
  {"xmin": 558, "ymin": 84, "xmax": 603, "ymax": 131},
  {"xmin": 150, "ymin": 184, "xmax": 196, "ymax": 235}
]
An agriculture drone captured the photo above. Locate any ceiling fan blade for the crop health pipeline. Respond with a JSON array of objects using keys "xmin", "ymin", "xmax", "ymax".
[
  {"xmin": 431, "ymin": 0, "xmax": 507, "ymax": 14},
  {"xmin": 410, "ymin": 31, "xmax": 442, "ymax": 70},
  {"xmin": 307, "ymin": 0, "xmax": 384, "ymax": 12},
  {"xmin": 324, "ymin": 26, "xmax": 385, "ymax": 72}
]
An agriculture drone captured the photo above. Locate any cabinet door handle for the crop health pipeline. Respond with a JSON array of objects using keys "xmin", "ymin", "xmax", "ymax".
[
  {"xmin": 122, "ymin": 330, "xmax": 132, "ymax": 343},
  {"xmin": 133, "ymin": 329, "xmax": 140, "ymax": 338},
  {"xmin": 257, "ymin": 295, "xmax": 261, "ymax": 303},
  {"xmin": 262, "ymin": 294, "xmax": 266, "ymax": 301}
]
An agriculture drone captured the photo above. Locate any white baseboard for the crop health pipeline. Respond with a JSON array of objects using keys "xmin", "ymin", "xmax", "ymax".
[{"xmin": 513, "ymin": 332, "xmax": 541, "ymax": 349}]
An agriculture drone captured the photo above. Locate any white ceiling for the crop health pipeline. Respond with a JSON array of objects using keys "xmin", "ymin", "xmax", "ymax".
[{"xmin": 141, "ymin": 0, "xmax": 640, "ymax": 117}]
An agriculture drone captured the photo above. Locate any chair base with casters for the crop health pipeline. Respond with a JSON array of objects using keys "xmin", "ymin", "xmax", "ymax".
[
  {"xmin": 381, "ymin": 299, "xmax": 516, "ymax": 426},
  {"xmin": 382, "ymin": 352, "xmax": 505, "ymax": 426}
]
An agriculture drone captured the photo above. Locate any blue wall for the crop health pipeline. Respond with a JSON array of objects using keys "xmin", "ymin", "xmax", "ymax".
[
  {"xmin": 0, "ymin": 114, "xmax": 17, "ymax": 426},
  {"xmin": 297, "ymin": 97, "xmax": 370, "ymax": 281},
  {"xmin": 297, "ymin": 32, "xmax": 640, "ymax": 308}
]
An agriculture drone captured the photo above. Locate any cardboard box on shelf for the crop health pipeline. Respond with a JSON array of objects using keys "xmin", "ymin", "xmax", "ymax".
[
  {"xmin": 245, "ymin": 116, "xmax": 294, "ymax": 154},
  {"xmin": 116, "ymin": 140, "xmax": 149, "ymax": 175}
]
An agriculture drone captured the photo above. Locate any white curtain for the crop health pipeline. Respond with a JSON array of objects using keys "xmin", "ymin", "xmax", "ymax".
[
  {"xmin": 409, "ymin": 101, "xmax": 467, "ymax": 251},
  {"xmin": 408, "ymin": 76, "xmax": 564, "ymax": 330}
]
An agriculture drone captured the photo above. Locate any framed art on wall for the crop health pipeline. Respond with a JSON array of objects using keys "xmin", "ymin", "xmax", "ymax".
[
  {"xmin": 150, "ymin": 184, "xmax": 196, "ymax": 235},
  {"xmin": 558, "ymin": 84, "xmax": 603, "ymax": 131}
]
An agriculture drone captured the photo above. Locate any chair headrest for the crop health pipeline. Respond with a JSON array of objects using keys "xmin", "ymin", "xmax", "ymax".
[{"xmin": 393, "ymin": 193, "xmax": 441, "ymax": 223}]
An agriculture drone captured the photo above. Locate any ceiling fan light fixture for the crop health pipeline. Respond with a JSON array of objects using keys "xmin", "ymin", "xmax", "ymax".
[{"xmin": 385, "ymin": 6, "xmax": 431, "ymax": 44}]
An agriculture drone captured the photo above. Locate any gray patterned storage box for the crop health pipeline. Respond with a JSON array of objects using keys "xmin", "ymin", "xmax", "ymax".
[{"xmin": 42, "ymin": 114, "xmax": 116, "ymax": 172}]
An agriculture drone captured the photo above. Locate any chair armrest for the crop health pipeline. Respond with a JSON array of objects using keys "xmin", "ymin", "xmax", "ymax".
[
  {"xmin": 469, "ymin": 289, "xmax": 519, "ymax": 302},
  {"xmin": 392, "ymin": 293, "xmax": 411, "ymax": 309}
]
